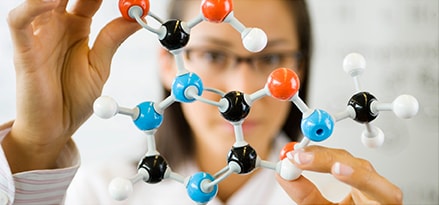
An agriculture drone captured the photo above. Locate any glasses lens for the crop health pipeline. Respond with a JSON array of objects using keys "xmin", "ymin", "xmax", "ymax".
[
  {"xmin": 185, "ymin": 48, "xmax": 300, "ymax": 77},
  {"xmin": 255, "ymin": 52, "xmax": 300, "ymax": 75},
  {"xmin": 186, "ymin": 49, "xmax": 230, "ymax": 72}
]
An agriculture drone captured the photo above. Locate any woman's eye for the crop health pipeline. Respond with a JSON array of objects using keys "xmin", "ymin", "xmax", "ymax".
[
  {"xmin": 202, "ymin": 51, "xmax": 227, "ymax": 63},
  {"xmin": 259, "ymin": 54, "xmax": 282, "ymax": 65}
]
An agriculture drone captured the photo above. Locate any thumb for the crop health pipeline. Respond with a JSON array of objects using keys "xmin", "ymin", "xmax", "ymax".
[
  {"xmin": 275, "ymin": 174, "xmax": 334, "ymax": 205},
  {"xmin": 90, "ymin": 17, "xmax": 141, "ymax": 81}
]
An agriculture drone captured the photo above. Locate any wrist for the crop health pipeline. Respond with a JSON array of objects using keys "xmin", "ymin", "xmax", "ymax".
[{"xmin": 1, "ymin": 126, "xmax": 70, "ymax": 173}]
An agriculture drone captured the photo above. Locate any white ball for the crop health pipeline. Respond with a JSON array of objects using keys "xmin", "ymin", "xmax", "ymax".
[
  {"xmin": 108, "ymin": 177, "xmax": 133, "ymax": 201},
  {"xmin": 93, "ymin": 96, "xmax": 118, "ymax": 119},
  {"xmin": 343, "ymin": 53, "xmax": 366, "ymax": 77},
  {"xmin": 242, "ymin": 28, "xmax": 267, "ymax": 53},
  {"xmin": 361, "ymin": 126, "xmax": 385, "ymax": 148},
  {"xmin": 279, "ymin": 158, "xmax": 302, "ymax": 181},
  {"xmin": 392, "ymin": 95, "xmax": 419, "ymax": 119}
]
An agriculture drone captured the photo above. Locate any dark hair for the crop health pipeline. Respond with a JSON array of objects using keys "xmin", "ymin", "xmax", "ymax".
[{"xmin": 155, "ymin": 0, "xmax": 313, "ymax": 169}]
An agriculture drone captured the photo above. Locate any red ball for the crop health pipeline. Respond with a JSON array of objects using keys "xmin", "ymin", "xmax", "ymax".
[
  {"xmin": 279, "ymin": 142, "xmax": 297, "ymax": 160},
  {"xmin": 201, "ymin": 0, "xmax": 233, "ymax": 23},
  {"xmin": 266, "ymin": 68, "xmax": 300, "ymax": 101},
  {"xmin": 119, "ymin": 0, "xmax": 150, "ymax": 21}
]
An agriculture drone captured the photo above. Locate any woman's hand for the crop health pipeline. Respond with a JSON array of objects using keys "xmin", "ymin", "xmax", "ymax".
[
  {"xmin": 2, "ymin": 0, "xmax": 140, "ymax": 173},
  {"xmin": 276, "ymin": 145, "xmax": 403, "ymax": 204}
]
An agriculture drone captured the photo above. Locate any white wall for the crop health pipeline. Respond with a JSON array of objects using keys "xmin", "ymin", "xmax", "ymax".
[
  {"xmin": 306, "ymin": 0, "xmax": 438, "ymax": 204},
  {"xmin": 0, "ymin": 0, "xmax": 437, "ymax": 204}
]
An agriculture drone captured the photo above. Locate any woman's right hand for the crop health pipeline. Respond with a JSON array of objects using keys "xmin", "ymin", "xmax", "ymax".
[
  {"xmin": 276, "ymin": 145, "xmax": 403, "ymax": 204},
  {"xmin": 2, "ymin": 0, "xmax": 140, "ymax": 173}
]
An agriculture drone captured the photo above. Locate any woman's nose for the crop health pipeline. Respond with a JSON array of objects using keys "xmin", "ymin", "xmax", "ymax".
[{"xmin": 223, "ymin": 60, "xmax": 265, "ymax": 93}]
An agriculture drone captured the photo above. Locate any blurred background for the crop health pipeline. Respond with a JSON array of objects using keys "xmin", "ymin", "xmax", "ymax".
[{"xmin": 1, "ymin": 0, "xmax": 437, "ymax": 204}]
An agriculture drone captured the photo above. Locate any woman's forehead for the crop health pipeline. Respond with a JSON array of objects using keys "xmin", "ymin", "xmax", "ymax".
[
  {"xmin": 181, "ymin": 0, "xmax": 293, "ymax": 20},
  {"xmin": 183, "ymin": 0, "xmax": 299, "ymax": 51}
]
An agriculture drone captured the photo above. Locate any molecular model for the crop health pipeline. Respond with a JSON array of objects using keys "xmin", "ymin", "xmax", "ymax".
[{"xmin": 92, "ymin": 0, "xmax": 420, "ymax": 204}]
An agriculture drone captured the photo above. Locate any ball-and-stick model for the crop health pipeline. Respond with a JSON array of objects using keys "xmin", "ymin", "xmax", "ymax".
[{"xmin": 93, "ymin": 0, "xmax": 419, "ymax": 204}]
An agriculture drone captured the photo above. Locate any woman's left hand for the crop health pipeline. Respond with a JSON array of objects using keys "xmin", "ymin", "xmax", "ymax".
[{"xmin": 276, "ymin": 145, "xmax": 403, "ymax": 204}]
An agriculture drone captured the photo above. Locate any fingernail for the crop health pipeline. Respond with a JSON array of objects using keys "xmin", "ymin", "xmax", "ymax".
[
  {"xmin": 286, "ymin": 151, "xmax": 294, "ymax": 160},
  {"xmin": 287, "ymin": 149, "xmax": 314, "ymax": 165},
  {"xmin": 333, "ymin": 162, "xmax": 354, "ymax": 176}
]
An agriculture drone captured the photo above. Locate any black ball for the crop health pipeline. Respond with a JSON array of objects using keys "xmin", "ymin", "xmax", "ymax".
[
  {"xmin": 220, "ymin": 91, "xmax": 251, "ymax": 122},
  {"xmin": 227, "ymin": 145, "xmax": 257, "ymax": 174},
  {"xmin": 348, "ymin": 92, "xmax": 378, "ymax": 123},
  {"xmin": 137, "ymin": 155, "xmax": 168, "ymax": 183},
  {"xmin": 159, "ymin": 20, "xmax": 190, "ymax": 50}
]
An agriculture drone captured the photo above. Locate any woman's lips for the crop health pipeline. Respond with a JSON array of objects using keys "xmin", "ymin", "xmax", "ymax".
[{"xmin": 221, "ymin": 120, "xmax": 258, "ymax": 134}]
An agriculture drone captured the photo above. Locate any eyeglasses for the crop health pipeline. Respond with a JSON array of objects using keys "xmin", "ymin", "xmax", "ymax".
[{"xmin": 183, "ymin": 47, "xmax": 302, "ymax": 78}]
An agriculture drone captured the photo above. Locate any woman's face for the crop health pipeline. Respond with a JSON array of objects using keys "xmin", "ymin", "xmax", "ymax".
[{"xmin": 160, "ymin": 0, "xmax": 301, "ymax": 156}]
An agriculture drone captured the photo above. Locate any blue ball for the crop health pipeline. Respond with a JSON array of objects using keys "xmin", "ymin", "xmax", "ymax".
[
  {"xmin": 186, "ymin": 172, "xmax": 218, "ymax": 204},
  {"xmin": 172, "ymin": 72, "xmax": 203, "ymax": 103},
  {"xmin": 301, "ymin": 109, "xmax": 334, "ymax": 142},
  {"xmin": 133, "ymin": 101, "xmax": 163, "ymax": 131}
]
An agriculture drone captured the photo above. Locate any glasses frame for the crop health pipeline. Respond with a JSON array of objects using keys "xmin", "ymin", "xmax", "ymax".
[{"xmin": 183, "ymin": 47, "xmax": 303, "ymax": 77}]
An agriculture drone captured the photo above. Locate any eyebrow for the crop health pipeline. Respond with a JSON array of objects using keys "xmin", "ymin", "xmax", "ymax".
[
  {"xmin": 193, "ymin": 36, "xmax": 233, "ymax": 48},
  {"xmin": 266, "ymin": 39, "xmax": 293, "ymax": 48}
]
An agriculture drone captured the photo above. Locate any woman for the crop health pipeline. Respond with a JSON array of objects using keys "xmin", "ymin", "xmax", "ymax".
[
  {"xmin": 153, "ymin": 0, "xmax": 310, "ymax": 202},
  {"xmin": 0, "ymin": 0, "xmax": 402, "ymax": 204}
]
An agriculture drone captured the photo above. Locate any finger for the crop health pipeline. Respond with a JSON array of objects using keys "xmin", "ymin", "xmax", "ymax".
[
  {"xmin": 350, "ymin": 188, "xmax": 379, "ymax": 205},
  {"xmin": 90, "ymin": 17, "xmax": 141, "ymax": 80},
  {"xmin": 54, "ymin": 0, "xmax": 68, "ymax": 13},
  {"xmin": 339, "ymin": 194, "xmax": 354, "ymax": 205},
  {"xmin": 332, "ymin": 162, "xmax": 403, "ymax": 204},
  {"xmin": 69, "ymin": 0, "xmax": 102, "ymax": 18},
  {"xmin": 275, "ymin": 174, "xmax": 334, "ymax": 205},
  {"xmin": 286, "ymin": 145, "xmax": 354, "ymax": 173},
  {"xmin": 7, "ymin": 0, "xmax": 59, "ymax": 50},
  {"xmin": 287, "ymin": 146, "xmax": 403, "ymax": 204}
]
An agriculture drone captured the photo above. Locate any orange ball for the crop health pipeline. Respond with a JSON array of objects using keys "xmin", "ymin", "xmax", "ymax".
[
  {"xmin": 201, "ymin": 0, "xmax": 233, "ymax": 23},
  {"xmin": 279, "ymin": 141, "xmax": 298, "ymax": 160},
  {"xmin": 266, "ymin": 68, "xmax": 300, "ymax": 101},
  {"xmin": 119, "ymin": 0, "xmax": 150, "ymax": 22}
]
